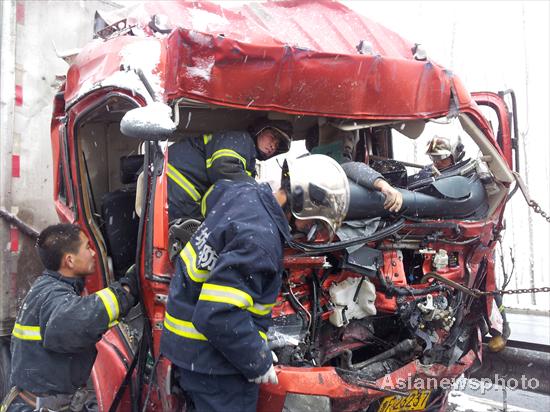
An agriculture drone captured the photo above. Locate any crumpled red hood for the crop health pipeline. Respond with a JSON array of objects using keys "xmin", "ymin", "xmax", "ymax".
[{"xmin": 65, "ymin": 0, "xmax": 472, "ymax": 119}]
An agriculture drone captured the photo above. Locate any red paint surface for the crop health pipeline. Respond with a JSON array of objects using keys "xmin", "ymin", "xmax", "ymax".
[
  {"xmin": 16, "ymin": 1, "xmax": 25, "ymax": 24},
  {"xmin": 15, "ymin": 84, "xmax": 23, "ymax": 106},
  {"xmin": 10, "ymin": 227, "xmax": 19, "ymax": 252},
  {"xmin": 54, "ymin": 3, "xmax": 513, "ymax": 411},
  {"xmin": 92, "ymin": 329, "xmax": 133, "ymax": 411},
  {"xmin": 12, "ymin": 154, "xmax": 20, "ymax": 177},
  {"xmin": 65, "ymin": 1, "xmax": 473, "ymax": 118}
]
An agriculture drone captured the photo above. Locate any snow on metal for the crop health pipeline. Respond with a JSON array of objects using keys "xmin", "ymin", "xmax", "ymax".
[{"xmin": 64, "ymin": 0, "xmax": 472, "ymax": 118}]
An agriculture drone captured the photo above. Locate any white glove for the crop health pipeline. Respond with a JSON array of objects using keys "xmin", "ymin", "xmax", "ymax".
[{"xmin": 250, "ymin": 364, "xmax": 278, "ymax": 385}]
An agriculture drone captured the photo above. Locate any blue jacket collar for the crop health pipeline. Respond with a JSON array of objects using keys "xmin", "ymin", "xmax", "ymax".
[{"xmin": 43, "ymin": 269, "xmax": 85, "ymax": 294}]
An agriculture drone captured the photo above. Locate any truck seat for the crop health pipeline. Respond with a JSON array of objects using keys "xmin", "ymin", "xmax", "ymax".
[{"xmin": 101, "ymin": 155, "xmax": 143, "ymax": 279}]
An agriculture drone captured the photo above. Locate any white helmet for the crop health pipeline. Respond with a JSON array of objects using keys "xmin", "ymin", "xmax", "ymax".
[
  {"xmin": 282, "ymin": 154, "xmax": 350, "ymax": 235},
  {"xmin": 426, "ymin": 135, "xmax": 465, "ymax": 163}
]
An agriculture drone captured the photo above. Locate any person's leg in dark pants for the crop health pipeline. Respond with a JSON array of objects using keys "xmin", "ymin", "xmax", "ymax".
[{"xmin": 176, "ymin": 367, "xmax": 259, "ymax": 412}]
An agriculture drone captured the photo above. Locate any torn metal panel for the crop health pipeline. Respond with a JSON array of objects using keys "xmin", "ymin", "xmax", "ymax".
[{"xmin": 66, "ymin": 1, "xmax": 473, "ymax": 118}]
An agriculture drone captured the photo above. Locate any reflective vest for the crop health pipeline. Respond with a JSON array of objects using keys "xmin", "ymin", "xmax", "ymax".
[
  {"xmin": 160, "ymin": 180, "xmax": 290, "ymax": 379},
  {"xmin": 167, "ymin": 131, "xmax": 257, "ymax": 221},
  {"xmin": 10, "ymin": 270, "xmax": 134, "ymax": 394}
]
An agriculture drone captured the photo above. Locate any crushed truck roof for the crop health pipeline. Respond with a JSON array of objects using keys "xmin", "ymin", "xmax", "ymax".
[{"xmin": 65, "ymin": 0, "xmax": 472, "ymax": 119}]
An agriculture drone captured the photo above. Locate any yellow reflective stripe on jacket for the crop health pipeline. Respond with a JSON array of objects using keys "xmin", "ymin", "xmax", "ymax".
[
  {"xmin": 167, "ymin": 163, "xmax": 201, "ymax": 202},
  {"xmin": 205, "ymin": 149, "xmax": 249, "ymax": 173},
  {"xmin": 95, "ymin": 288, "xmax": 120, "ymax": 327},
  {"xmin": 163, "ymin": 312, "xmax": 207, "ymax": 341},
  {"xmin": 201, "ymin": 185, "xmax": 214, "ymax": 217},
  {"xmin": 248, "ymin": 302, "xmax": 275, "ymax": 316},
  {"xmin": 259, "ymin": 331, "xmax": 268, "ymax": 342},
  {"xmin": 199, "ymin": 283, "xmax": 253, "ymax": 309},
  {"xmin": 180, "ymin": 243, "xmax": 210, "ymax": 283},
  {"xmin": 12, "ymin": 323, "xmax": 42, "ymax": 341},
  {"xmin": 203, "ymin": 133, "xmax": 213, "ymax": 145}
]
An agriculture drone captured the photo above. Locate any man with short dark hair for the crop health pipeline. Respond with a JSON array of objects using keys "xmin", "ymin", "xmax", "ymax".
[{"xmin": 1, "ymin": 224, "xmax": 139, "ymax": 412}]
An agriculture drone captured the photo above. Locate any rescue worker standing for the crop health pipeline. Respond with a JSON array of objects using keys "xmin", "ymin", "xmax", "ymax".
[
  {"xmin": 160, "ymin": 155, "xmax": 349, "ymax": 412},
  {"xmin": 1, "ymin": 224, "xmax": 139, "ymax": 412},
  {"xmin": 167, "ymin": 118, "xmax": 292, "ymax": 222}
]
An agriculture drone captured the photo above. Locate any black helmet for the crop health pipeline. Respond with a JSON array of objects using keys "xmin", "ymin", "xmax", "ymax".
[{"xmin": 249, "ymin": 118, "xmax": 293, "ymax": 160}]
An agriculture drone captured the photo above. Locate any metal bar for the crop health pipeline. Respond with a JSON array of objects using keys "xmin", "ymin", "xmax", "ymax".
[
  {"xmin": 498, "ymin": 89, "xmax": 520, "ymax": 172},
  {"xmin": 0, "ymin": 208, "xmax": 39, "ymax": 240}
]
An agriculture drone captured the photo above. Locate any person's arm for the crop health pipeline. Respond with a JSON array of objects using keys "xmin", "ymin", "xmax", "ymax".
[
  {"xmin": 373, "ymin": 178, "xmax": 403, "ymax": 212},
  {"xmin": 191, "ymin": 239, "xmax": 278, "ymax": 380},
  {"xmin": 205, "ymin": 131, "xmax": 257, "ymax": 183},
  {"xmin": 341, "ymin": 162, "xmax": 403, "ymax": 212},
  {"xmin": 40, "ymin": 280, "xmax": 136, "ymax": 353}
]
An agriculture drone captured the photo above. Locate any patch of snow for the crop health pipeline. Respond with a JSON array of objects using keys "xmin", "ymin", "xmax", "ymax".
[
  {"xmin": 447, "ymin": 391, "xmax": 534, "ymax": 412},
  {"xmin": 70, "ymin": 39, "xmax": 165, "ymax": 104},
  {"xmin": 189, "ymin": 8, "xmax": 229, "ymax": 33},
  {"xmin": 128, "ymin": 102, "xmax": 175, "ymax": 129},
  {"xmin": 99, "ymin": 70, "xmax": 153, "ymax": 103},
  {"xmin": 188, "ymin": 30, "xmax": 212, "ymax": 47},
  {"xmin": 121, "ymin": 102, "xmax": 176, "ymax": 139},
  {"xmin": 186, "ymin": 56, "xmax": 215, "ymax": 81},
  {"xmin": 119, "ymin": 39, "xmax": 164, "ymax": 100}
]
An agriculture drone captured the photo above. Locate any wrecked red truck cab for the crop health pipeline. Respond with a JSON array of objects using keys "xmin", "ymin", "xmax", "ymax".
[{"xmin": 50, "ymin": 2, "xmax": 517, "ymax": 411}]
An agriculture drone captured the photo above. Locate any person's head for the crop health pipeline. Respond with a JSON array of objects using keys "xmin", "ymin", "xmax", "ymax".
[
  {"xmin": 249, "ymin": 119, "xmax": 293, "ymax": 160},
  {"xmin": 338, "ymin": 130, "xmax": 359, "ymax": 162},
  {"xmin": 36, "ymin": 224, "xmax": 96, "ymax": 277},
  {"xmin": 425, "ymin": 135, "xmax": 465, "ymax": 170},
  {"xmin": 280, "ymin": 154, "xmax": 350, "ymax": 239}
]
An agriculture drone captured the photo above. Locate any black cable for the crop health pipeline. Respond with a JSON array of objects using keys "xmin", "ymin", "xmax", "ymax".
[
  {"xmin": 309, "ymin": 269, "xmax": 321, "ymax": 363},
  {"xmin": 289, "ymin": 218, "xmax": 406, "ymax": 254},
  {"xmin": 108, "ymin": 346, "xmax": 140, "ymax": 412},
  {"xmin": 141, "ymin": 354, "xmax": 162, "ymax": 412},
  {"xmin": 376, "ymin": 269, "xmax": 450, "ymax": 297},
  {"xmin": 282, "ymin": 274, "xmax": 309, "ymax": 327},
  {"xmin": 82, "ymin": 152, "xmax": 98, "ymax": 218}
]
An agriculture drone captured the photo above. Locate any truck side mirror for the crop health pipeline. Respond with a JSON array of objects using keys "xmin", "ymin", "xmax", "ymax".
[{"xmin": 120, "ymin": 102, "xmax": 176, "ymax": 140}]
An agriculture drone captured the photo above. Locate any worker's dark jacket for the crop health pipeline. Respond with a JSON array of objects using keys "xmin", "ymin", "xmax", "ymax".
[
  {"xmin": 408, "ymin": 164, "xmax": 436, "ymax": 185},
  {"xmin": 167, "ymin": 131, "xmax": 257, "ymax": 221},
  {"xmin": 10, "ymin": 270, "xmax": 134, "ymax": 395},
  {"xmin": 160, "ymin": 180, "xmax": 290, "ymax": 379}
]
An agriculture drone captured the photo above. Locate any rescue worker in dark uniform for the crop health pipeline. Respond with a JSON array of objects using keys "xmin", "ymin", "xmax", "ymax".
[
  {"xmin": 1, "ymin": 224, "xmax": 139, "ymax": 412},
  {"xmin": 409, "ymin": 135, "xmax": 465, "ymax": 184},
  {"xmin": 160, "ymin": 154, "xmax": 350, "ymax": 412},
  {"xmin": 167, "ymin": 119, "xmax": 292, "ymax": 222}
]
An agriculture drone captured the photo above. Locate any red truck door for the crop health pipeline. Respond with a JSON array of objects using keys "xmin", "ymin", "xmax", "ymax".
[
  {"xmin": 472, "ymin": 90, "xmax": 518, "ymax": 171},
  {"xmin": 51, "ymin": 91, "xmax": 77, "ymax": 223}
]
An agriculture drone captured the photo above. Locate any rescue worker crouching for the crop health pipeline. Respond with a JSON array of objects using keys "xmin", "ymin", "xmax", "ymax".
[
  {"xmin": 160, "ymin": 154, "xmax": 349, "ymax": 412},
  {"xmin": 1, "ymin": 224, "xmax": 139, "ymax": 412}
]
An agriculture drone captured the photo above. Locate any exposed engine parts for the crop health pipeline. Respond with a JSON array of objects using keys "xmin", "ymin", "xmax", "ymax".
[
  {"xmin": 417, "ymin": 294, "xmax": 455, "ymax": 332},
  {"xmin": 261, "ymin": 158, "xmax": 550, "ymax": 400},
  {"xmin": 328, "ymin": 277, "xmax": 376, "ymax": 327},
  {"xmin": 269, "ymin": 214, "xmax": 489, "ymax": 383}
]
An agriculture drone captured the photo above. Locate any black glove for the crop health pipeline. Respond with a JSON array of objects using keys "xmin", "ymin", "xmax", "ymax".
[{"xmin": 119, "ymin": 264, "xmax": 140, "ymax": 300}]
